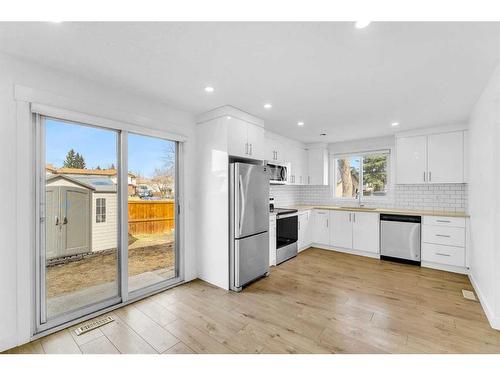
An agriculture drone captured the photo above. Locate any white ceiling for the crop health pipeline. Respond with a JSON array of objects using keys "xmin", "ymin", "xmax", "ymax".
[{"xmin": 0, "ymin": 22, "xmax": 499, "ymax": 142}]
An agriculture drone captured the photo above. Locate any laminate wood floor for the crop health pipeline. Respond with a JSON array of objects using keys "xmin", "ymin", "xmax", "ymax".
[{"xmin": 5, "ymin": 248, "xmax": 500, "ymax": 354}]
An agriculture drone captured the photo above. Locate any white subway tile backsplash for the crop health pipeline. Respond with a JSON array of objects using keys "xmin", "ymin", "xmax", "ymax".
[{"xmin": 269, "ymin": 183, "xmax": 467, "ymax": 213}]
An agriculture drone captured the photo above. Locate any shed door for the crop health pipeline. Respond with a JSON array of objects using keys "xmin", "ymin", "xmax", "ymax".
[
  {"xmin": 60, "ymin": 186, "xmax": 91, "ymax": 256},
  {"xmin": 45, "ymin": 186, "xmax": 60, "ymax": 260}
]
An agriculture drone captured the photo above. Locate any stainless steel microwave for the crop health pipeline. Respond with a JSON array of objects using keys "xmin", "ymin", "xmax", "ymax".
[{"xmin": 267, "ymin": 162, "xmax": 288, "ymax": 184}]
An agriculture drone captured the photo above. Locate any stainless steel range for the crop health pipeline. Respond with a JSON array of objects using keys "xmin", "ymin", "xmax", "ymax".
[{"xmin": 273, "ymin": 208, "xmax": 298, "ymax": 264}]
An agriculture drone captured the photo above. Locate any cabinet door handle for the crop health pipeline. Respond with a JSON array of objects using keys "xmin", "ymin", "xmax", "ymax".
[
  {"xmin": 436, "ymin": 220, "xmax": 451, "ymax": 223},
  {"xmin": 349, "ymin": 213, "xmax": 351, "ymax": 222},
  {"xmin": 435, "ymin": 234, "xmax": 451, "ymax": 238},
  {"xmin": 423, "ymin": 171, "xmax": 426, "ymax": 182},
  {"xmin": 245, "ymin": 143, "xmax": 248, "ymax": 155},
  {"xmin": 435, "ymin": 252, "xmax": 451, "ymax": 257},
  {"xmin": 429, "ymin": 171, "xmax": 432, "ymax": 182},
  {"xmin": 326, "ymin": 219, "xmax": 329, "ymax": 228},
  {"xmin": 353, "ymin": 213, "xmax": 355, "ymax": 222},
  {"xmin": 249, "ymin": 143, "xmax": 253, "ymax": 156}
]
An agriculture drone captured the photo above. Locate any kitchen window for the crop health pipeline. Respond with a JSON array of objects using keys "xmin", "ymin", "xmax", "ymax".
[
  {"xmin": 334, "ymin": 150, "xmax": 390, "ymax": 199},
  {"xmin": 96, "ymin": 197, "xmax": 106, "ymax": 223}
]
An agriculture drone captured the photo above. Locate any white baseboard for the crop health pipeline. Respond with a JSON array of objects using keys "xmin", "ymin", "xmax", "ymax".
[
  {"xmin": 468, "ymin": 273, "xmax": 500, "ymax": 330},
  {"xmin": 310, "ymin": 243, "xmax": 380, "ymax": 259}
]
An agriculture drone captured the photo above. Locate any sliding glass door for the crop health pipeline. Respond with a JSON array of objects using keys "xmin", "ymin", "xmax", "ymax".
[
  {"xmin": 36, "ymin": 113, "xmax": 181, "ymax": 332},
  {"xmin": 38, "ymin": 116, "xmax": 120, "ymax": 327},
  {"xmin": 127, "ymin": 133, "xmax": 178, "ymax": 294}
]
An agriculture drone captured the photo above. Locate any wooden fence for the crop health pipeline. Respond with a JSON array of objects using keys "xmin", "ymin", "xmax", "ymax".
[{"xmin": 128, "ymin": 200, "xmax": 175, "ymax": 235}]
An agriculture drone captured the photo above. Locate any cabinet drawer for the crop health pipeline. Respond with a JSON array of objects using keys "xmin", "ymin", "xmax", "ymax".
[
  {"xmin": 422, "ymin": 224, "xmax": 465, "ymax": 247},
  {"xmin": 423, "ymin": 216, "xmax": 465, "ymax": 228},
  {"xmin": 422, "ymin": 243, "xmax": 465, "ymax": 267}
]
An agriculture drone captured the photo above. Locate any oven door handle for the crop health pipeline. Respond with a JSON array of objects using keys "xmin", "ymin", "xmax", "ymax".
[{"xmin": 277, "ymin": 213, "xmax": 298, "ymax": 219}]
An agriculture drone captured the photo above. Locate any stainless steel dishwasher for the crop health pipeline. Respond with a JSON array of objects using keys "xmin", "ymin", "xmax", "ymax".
[{"xmin": 380, "ymin": 214, "xmax": 421, "ymax": 265}]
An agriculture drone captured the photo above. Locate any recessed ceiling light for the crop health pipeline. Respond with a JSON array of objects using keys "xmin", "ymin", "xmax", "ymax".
[
  {"xmin": 355, "ymin": 21, "xmax": 371, "ymax": 29},
  {"xmin": 297, "ymin": 121, "xmax": 305, "ymax": 126},
  {"xmin": 226, "ymin": 116, "xmax": 232, "ymax": 120},
  {"xmin": 263, "ymin": 103, "xmax": 272, "ymax": 109},
  {"xmin": 391, "ymin": 122, "xmax": 400, "ymax": 127},
  {"xmin": 204, "ymin": 86, "xmax": 214, "ymax": 93}
]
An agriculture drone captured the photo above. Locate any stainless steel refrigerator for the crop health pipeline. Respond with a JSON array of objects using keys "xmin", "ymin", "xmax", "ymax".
[{"xmin": 229, "ymin": 162, "xmax": 270, "ymax": 292}]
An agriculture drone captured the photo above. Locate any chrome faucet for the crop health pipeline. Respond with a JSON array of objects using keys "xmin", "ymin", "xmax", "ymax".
[{"xmin": 355, "ymin": 189, "xmax": 364, "ymax": 207}]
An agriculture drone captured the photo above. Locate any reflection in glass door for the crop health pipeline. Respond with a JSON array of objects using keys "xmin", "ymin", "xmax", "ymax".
[
  {"xmin": 127, "ymin": 133, "xmax": 178, "ymax": 294},
  {"xmin": 38, "ymin": 116, "xmax": 120, "ymax": 328}
]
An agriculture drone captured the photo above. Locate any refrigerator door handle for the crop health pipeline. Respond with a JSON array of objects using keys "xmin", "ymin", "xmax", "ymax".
[{"xmin": 238, "ymin": 174, "xmax": 245, "ymax": 235}]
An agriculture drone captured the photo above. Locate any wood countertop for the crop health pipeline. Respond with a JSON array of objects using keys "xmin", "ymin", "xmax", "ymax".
[{"xmin": 282, "ymin": 205, "xmax": 469, "ymax": 218}]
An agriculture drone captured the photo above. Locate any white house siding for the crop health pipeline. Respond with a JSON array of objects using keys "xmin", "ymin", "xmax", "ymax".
[{"xmin": 91, "ymin": 192, "xmax": 118, "ymax": 252}]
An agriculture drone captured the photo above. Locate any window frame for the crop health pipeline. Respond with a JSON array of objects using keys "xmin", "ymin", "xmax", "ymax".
[
  {"xmin": 332, "ymin": 149, "xmax": 392, "ymax": 201},
  {"xmin": 96, "ymin": 197, "xmax": 106, "ymax": 223}
]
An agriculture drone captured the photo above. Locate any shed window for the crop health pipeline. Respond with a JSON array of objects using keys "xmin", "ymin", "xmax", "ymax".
[{"xmin": 96, "ymin": 198, "xmax": 106, "ymax": 223}]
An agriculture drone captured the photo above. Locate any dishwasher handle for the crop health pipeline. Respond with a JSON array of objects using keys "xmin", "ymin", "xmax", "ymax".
[{"xmin": 380, "ymin": 214, "xmax": 421, "ymax": 223}]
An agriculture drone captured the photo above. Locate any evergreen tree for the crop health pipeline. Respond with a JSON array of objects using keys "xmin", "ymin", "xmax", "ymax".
[
  {"xmin": 63, "ymin": 149, "xmax": 86, "ymax": 169},
  {"xmin": 63, "ymin": 149, "xmax": 77, "ymax": 168},
  {"xmin": 74, "ymin": 153, "xmax": 86, "ymax": 169}
]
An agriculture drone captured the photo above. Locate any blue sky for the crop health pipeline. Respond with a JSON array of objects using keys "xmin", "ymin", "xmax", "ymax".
[{"xmin": 45, "ymin": 118, "xmax": 175, "ymax": 178}]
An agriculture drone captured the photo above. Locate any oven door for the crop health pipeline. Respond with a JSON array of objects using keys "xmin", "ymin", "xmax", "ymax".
[{"xmin": 276, "ymin": 214, "xmax": 298, "ymax": 249}]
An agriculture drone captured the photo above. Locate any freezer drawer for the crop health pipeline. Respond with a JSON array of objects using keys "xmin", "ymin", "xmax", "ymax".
[
  {"xmin": 233, "ymin": 231, "xmax": 269, "ymax": 289},
  {"xmin": 380, "ymin": 220, "xmax": 421, "ymax": 261}
]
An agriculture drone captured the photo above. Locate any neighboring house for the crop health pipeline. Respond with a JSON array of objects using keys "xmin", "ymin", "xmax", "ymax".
[{"xmin": 45, "ymin": 167, "xmax": 127, "ymax": 259}]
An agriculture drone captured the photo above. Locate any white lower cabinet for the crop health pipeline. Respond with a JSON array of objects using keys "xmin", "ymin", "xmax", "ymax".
[
  {"xmin": 421, "ymin": 243, "xmax": 465, "ymax": 267},
  {"xmin": 330, "ymin": 210, "xmax": 353, "ymax": 249},
  {"xmin": 352, "ymin": 212, "xmax": 380, "ymax": 254},
  {"xmin": 330, "ymin": 210, "xmax": 379, "ymax": 254},
  {"xmin": 312, "ymin": 209, "xmax": 330, "ymax": 245},
  {"xmin": 312, "ymin": 209, "xmax": 380, "ymax": 255},
  {"xmin": 269, "ymin": 215, "xmax": 277, "ymax": 266},
  {"xmin": 298, "ymin": 211, "xmax": 312, "ymax": 251},
  {"xmin": 421, "ymin": 215, "xmax": 466, "ymax": 270}
]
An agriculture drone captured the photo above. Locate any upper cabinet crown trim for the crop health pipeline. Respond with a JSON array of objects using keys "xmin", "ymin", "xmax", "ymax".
[
  {"xmin": 395, "ymin": 123, "xmax": 468, "ymax": 138},
  {"xmin": 196, "ymin": 105, "xmax": 265, "ymax": 128}
]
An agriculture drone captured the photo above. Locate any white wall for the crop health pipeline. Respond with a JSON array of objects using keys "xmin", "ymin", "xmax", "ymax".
[
  {"xmin": 468, "ymin": 62, "xmax": 500, "ymax": 329},
  {"xmin": 0, "ymin": 52, "xmax": 198, "ymax": 351},
  {"xmin": 92, "ymin": 193, "xmax": 118, "ymax": 252}
]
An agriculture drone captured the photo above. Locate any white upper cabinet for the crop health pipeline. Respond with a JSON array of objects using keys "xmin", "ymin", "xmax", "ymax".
[
  {"xmin": 307, "ymin": 146, "xmax": 328, "ymax": 185},
  {"xmin": 227, "ymin": 117, "xmax": 249, "ymax": 158},
  {"xmin": 265, "ymin": 133, "xmax": 308, "ymax": 185},
  {"xmin": 265, "ymin": 136, "xmax": 286, "ymax": 163},
  {"xmin": 396, "ymin": 135, "xmax": 427, "ymax": 184},
  {"xmin": 227, "ymin": 117, "xmax": 265, "ymax": 160},
  {"xmin": 427, "ymin": 132, "xmax": 464, "ymax": 183},
  {"xmin": 247, "ymin": 123, "xmax": 266, "ymax": 160},
  {"xmin": 396, "ymin": 130, "xmax": 465, "ymax": 184},
  {"xmin": 330, "ymin": 210, "xmax": 353, "ymax": 249}
]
